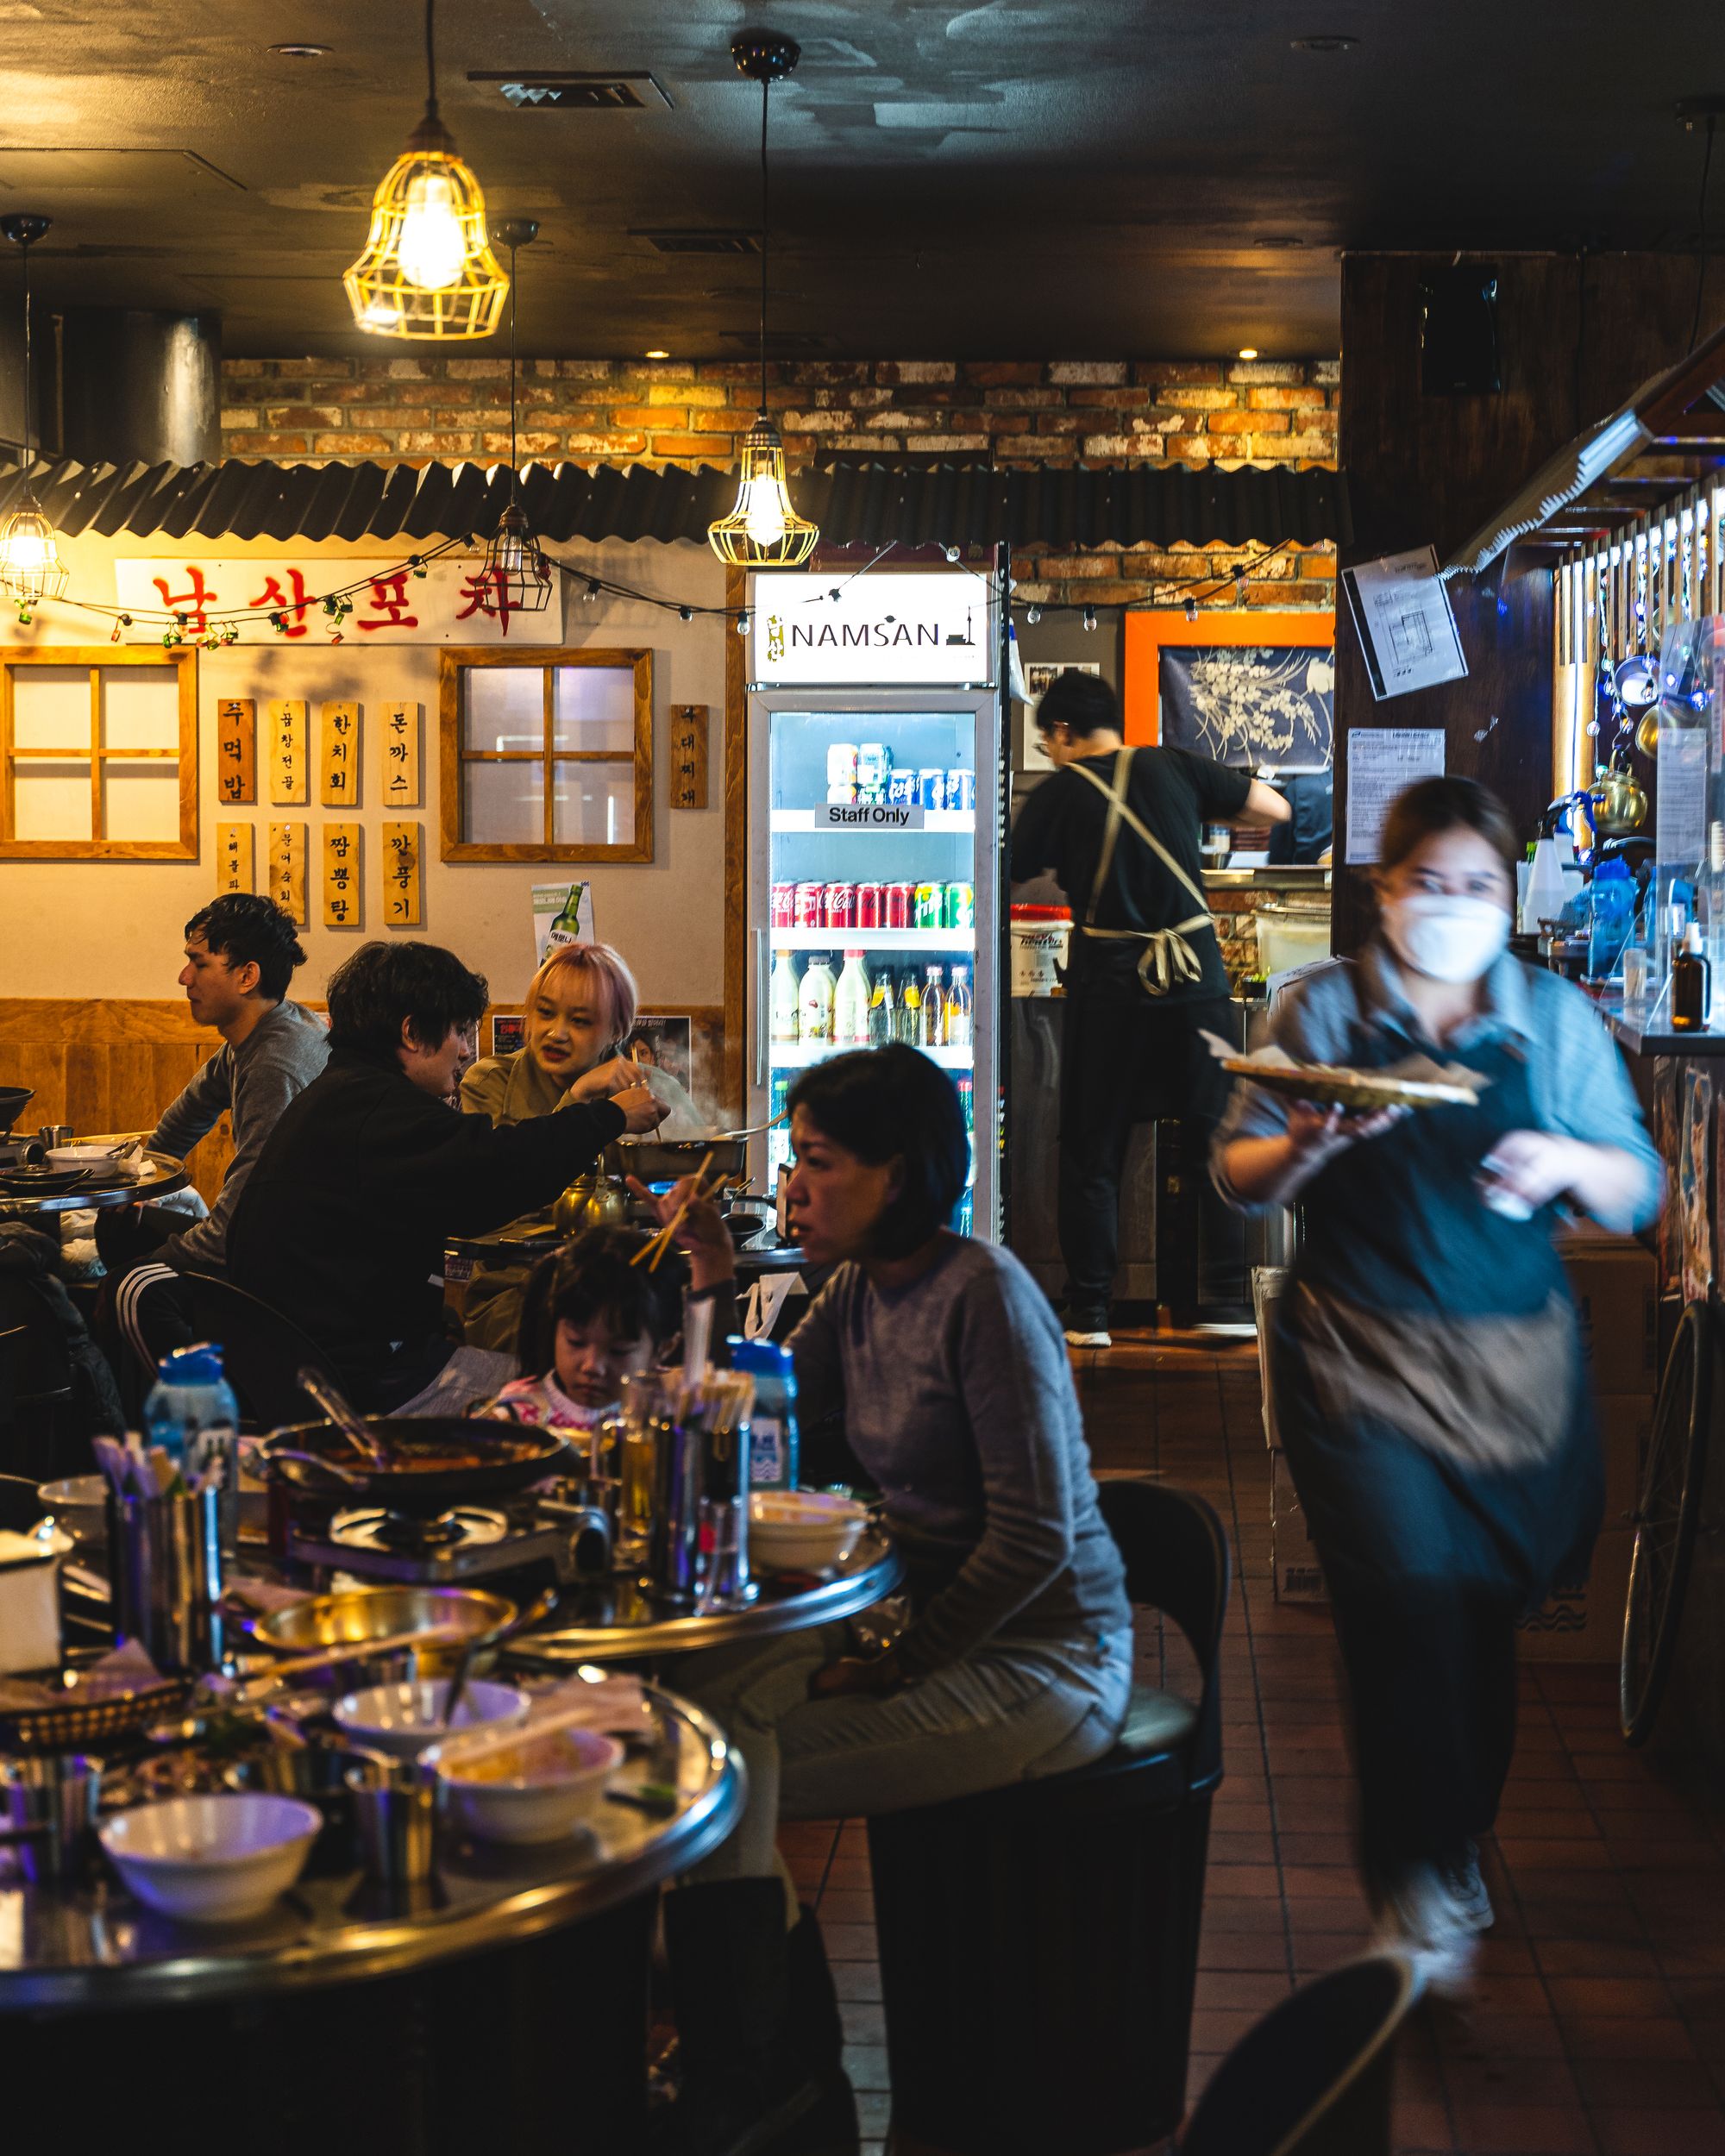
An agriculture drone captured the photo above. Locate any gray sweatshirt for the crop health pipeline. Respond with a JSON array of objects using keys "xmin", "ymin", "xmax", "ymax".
[
  {"xmin": 147, "ymin": 1000, "xmax": 329, "ymax": 1273},
  {"xmin": 790, "ymin": 1236, "xmax": 1131, "ymax": 1677}
]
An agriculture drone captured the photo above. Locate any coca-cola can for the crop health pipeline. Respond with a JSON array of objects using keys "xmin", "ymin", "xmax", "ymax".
[
  {"xmin": 824, "ymin": 881, "xmax": 857, "ymax": 929},
  {"xmin": 794, "ymin": 882, "xmax": 824, "ymax": 928},
  {"xmin": 884, "ymin": 882, "xmax": 914, "ymax": 929},
  {"xmin": 771, "ymin": 882, "xmax": 796, "ymax": 927},
  {"xmin": 857, "ymin": 881, "xmax": 884, "ymax": 929}
]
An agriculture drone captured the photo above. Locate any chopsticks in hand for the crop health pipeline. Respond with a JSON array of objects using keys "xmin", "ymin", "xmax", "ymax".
[{"xmin": 630, "ymin": 1147, "xmax": 718, "ymax": 1271}]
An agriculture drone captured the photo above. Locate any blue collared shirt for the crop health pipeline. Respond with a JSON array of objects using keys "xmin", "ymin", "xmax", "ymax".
[{"xmin": 1212, "ymin": 944, "xmax": 1664, "ymax": 1234}]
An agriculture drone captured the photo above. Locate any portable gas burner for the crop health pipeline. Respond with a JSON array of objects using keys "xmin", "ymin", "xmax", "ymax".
[{"xmin": 285, "ymin": 1501, "xmax": 575, "ymax": 1586}]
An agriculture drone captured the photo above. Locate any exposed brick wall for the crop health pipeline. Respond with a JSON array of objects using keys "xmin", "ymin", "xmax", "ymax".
[{"xmin": 221, "ymin": 354, "xmax": 1339, "ymax": 609}]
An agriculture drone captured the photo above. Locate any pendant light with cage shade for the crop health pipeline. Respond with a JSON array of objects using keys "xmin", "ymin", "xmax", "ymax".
[
  {"xmin": 479, "ymin": 219, "xmax": 554, "ymax": 615},
  {"xmin": 707, "ymin": 31, "xmax": 818, "ymax": 569},
  {"xmin": 343, "ymin": 0, "xmax": 509, "ymax": 341},
  {"xmin": 0, "ymin": 214, "xmax": 66, "ymax": 606}
]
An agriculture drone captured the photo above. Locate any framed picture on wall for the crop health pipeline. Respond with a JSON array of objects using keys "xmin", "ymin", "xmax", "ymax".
[
  {"xmin": 1018, "ymin": 661, "xmax": 1100, "ymax": 772},
  {"xmin": 1123, "ymin": 611, "xmax": 1334, "ymax": 771}
]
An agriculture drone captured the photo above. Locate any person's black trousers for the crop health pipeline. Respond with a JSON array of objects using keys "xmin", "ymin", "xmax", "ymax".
[{"xmin": 1056, "ymin": 989, "xmax": 1233, "ymax": 1321}]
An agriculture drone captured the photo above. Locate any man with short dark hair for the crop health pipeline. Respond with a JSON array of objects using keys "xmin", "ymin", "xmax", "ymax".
[
  {"xmin": 104, "ymin": 894, "xmax": 329, "ymax": 1378},
  {"xmin": 228, "ymin": 939, "xmax": 667, "ymax": 1410},
  {"xmin": 1012, "ymin": 668, "xmax": 1291, "ymax": 1345}
]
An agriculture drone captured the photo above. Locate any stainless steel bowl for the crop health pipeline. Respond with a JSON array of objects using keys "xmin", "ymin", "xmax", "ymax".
[{"xmin": 249, "ymin": 1586, "xmax": 518, "ymax": 1679}]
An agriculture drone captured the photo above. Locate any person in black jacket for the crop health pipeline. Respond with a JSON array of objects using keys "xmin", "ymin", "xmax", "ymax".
[{"xmin": 226, "ymin": 941, "xmax": 666, "ymax": 1410}]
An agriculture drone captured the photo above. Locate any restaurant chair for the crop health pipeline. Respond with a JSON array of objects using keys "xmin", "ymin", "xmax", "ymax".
[
  {"xmin": 866, "ymin": 1477, "xmax": 1230, "ymax": 2156},
  {"xmin": 178, "ymin": 1271, "xmax": 340, "ymax": 1430},
  {"xmin": 0, "ymin": 1296, "xmax": 75, "ymax": 1484},
  {"xmin": 1175, "ymin": 1951, "xmax": 1419, "ymax": 2156}
]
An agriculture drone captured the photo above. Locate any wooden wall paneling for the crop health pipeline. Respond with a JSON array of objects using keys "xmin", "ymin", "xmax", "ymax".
[{"xmin": 723, "ymin": 566, "xmax": 748, "ymax": 1125}]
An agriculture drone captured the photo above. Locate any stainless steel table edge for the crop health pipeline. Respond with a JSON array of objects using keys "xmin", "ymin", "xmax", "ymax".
[
  {"xmin": 505, "ymin": 1535, "xmax": 906, "ymax": 1667},
  {"xmin": 0, "ymin": 1151, "xmax": 189, "ymax": 1219},
  {"xmin": 0, "ymin": 1695, "xmax": 742, "ymax": 2011}
]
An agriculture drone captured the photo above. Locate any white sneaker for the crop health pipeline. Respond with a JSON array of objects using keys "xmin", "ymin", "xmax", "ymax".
[
  {"xmin": 1374, "ymin": 1863, "xmax": 1481, "ymax": 1998},
  {"xmin": 1439, "ymin": 1843, "xmax": 1495, "ymax": 1933},
  {"xmin": 1064, "ymin": 1327, "xmax": 1113, "ymax": 1349}
]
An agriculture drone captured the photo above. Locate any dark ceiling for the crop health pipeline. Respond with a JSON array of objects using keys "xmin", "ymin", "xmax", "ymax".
[{"xmin": 5, "ymin": 1, "xmax": 1725, "ymax": 360}]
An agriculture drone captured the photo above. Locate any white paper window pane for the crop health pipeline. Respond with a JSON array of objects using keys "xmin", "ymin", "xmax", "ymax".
[
  {"xmin": 464, "ymin": 759, "xmax": 543, "ymax": 844},
  {"xmin": 553, "ymin": 667, "xmax": 634, "ymax": 752},
  {"xmin": 14, "ymin": 761, "xmax": 91, "ymax": 840},
  {"xmin": 462, "ymin": 668, "xmax": 543, "ymax": 753},
  {"xmin": 102, "ymin": 761, "xmax": 180, "ymax": 842},
  {"xmin": 101, "ymin": 667, "xmax": 179, "ymax": 750},
  {"xmin": 553, "ymin": 763, "xmax": 635, "ymax": 847},
  {"xmin": 12, "ymin": 668, "xmax": 91, "ymax": 750}
]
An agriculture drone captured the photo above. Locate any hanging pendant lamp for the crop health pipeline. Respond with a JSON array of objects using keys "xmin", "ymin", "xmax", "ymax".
[
  {"xmin": 708, "ymin": 29, "xmax": 818, "ymax": 568},
  {"xmin": 480, "ymin": 219, "xmax": 554, "ymax": 613},
  {"xmin": 0, "ymin": 213, "xmax": 66, "ymax": 605},
  {"xmin": 343, "ymin": 0, "xmax": 509, "ymax": 341}
]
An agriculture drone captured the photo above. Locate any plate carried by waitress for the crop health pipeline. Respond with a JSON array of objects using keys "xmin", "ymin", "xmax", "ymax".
[{"xmin": 1222, "ymin": 1058, "xmax": 1480, "ymax": 1112}]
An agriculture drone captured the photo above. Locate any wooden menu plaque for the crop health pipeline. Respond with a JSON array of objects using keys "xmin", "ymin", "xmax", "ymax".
[
  {"xmin": 267, "ymin": 821, "xmax": 307, "ymax": 924},
  {"xmin": 267, "ymin": 699, "xmax": 309, "ymax": 805},
  {"xmin": 216, "ymin": 821, "xmax": 254, "ymax": 894},
  {"xmin": 382, "ymin": 820, "xmax": 423, "ymax": 928},
  {"xmin": 322, "ymin": 821, "xmax": 361, "ymax": 929},
  {"xmin": 380, "ymin": 700, "xmax": 421, "ymax": 811},
  {"xmin": 216, "ymin": 699, "xmax": 255, "ymax": 806},
  {"xmin": 319, "ymin": 701, "xmax": 361, "ymax": 810}
]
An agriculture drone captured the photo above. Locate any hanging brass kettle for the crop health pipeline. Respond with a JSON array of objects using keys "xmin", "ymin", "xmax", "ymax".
[
  {"xmin": 1589, "ymin": 754, "xmax": 1647, "ymax": 837},
  {"xmin": 552, "ymin": 1172, "xmax": 630, "ymax": 1237}
]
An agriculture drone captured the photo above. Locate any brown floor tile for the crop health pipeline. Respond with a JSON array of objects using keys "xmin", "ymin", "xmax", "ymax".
[
  {"xmin": 1447, "ymin": 2101, "xmax": 1596, "ymax": 2152},
  {"xmin": 1589, "ymin": 2114, "xmax": 1725, "ymax": 2155}
]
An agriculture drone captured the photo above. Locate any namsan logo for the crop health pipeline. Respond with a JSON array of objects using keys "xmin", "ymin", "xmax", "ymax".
[{"xmin": 765, "ymin": 613, "xmax": 786, "ymax": 663}]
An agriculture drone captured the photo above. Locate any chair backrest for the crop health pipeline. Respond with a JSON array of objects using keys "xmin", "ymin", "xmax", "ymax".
[
  {"xmin": 179, "ymin": 1272, "xmax": 338, "ymax": 1430},
  {"xmin": 1098, "ymin": 1476, "xmax": 1232, "ymax": 1784},
  {"xmin": 1176, "ymin": 1953, "xmax": 1419, "ymax": 2156}
]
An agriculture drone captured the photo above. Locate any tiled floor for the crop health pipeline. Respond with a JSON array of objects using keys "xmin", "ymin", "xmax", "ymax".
[{"xmin": 786, "ymin": 1326, "xmax": 1725, "ymax": 2156}]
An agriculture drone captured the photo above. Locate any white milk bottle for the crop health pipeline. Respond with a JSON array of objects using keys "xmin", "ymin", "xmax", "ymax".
[
  {"xmin": 834, "ymin": 950, "xmax": 872, "ymax": 1045},
  {"xmin": 770, "ymin": 950, "xmax": 800, "ymax": 1043},
  {"xmin": 798, "ymin": 956, "xmax": 836, "ymax": 1044}
]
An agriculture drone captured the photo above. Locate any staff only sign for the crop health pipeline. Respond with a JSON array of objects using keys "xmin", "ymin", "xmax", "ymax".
[
  {"xmin": 750, "ymin": 570, "xmax": 996, "ymax": 687},
  {"xmin": 114, "ymin": 558, "xmax": 565, "ymax": 643}
]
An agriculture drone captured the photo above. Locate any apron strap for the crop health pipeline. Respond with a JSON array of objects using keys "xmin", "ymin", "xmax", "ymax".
[{"xmin": 1067, "ymin": 748, "xmax": 1218, "ymax": 996}]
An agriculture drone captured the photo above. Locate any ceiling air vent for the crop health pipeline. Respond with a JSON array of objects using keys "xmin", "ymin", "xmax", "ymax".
[
  {"xmin": 469, "ymin": 72, "xmax": 673, "ymax": 110},
  {"xmin": 633, "ymin": 229, "xmax": 761, "ymax": 256}
]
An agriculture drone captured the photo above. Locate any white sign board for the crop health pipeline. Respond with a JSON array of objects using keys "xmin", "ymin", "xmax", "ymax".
[
  {"xmin": 751, "ymin": 570, "xmax": 996, "ymax": 686},
  {"xmin": 1342, "ymin": 546, "xmax": 1468, "ymax": 700},
  {"xmin": 819, "ymin": 802, "xmax": 925, "ymax": 830},
  {"xmin": 115, "ymin": 558, "xmax": 565, "ymax": 644},
  {"xmin": 1346, "ymin": 727, "xmax": 1446, "ymax": 863}
]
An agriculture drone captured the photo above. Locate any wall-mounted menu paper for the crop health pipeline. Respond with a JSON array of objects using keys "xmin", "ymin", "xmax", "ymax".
[
  {"xmin": 216, "ymin": 822, "xmax": 254, "ymax": 893},
  {"xmin": 382, "ymin": 820, "xmax": 423, "ymax": 927},
  {"xmin": 267, "ymin": 821, "xmax": 307, "ymax": 923},
  {"xmin": 380, "ymin": 700, "xmax": 420, "ymax": 811},
  {"xmin": 216, "ymin": 699, "xmax": 255, "ymax": 805},
  {"xmin": 319, "ymin": 701, "xmax": 360, "ymax": 809},
  {"xmin": 267, "ymin": 699, "xmax": 309, "ymax": 805},
  {"xmin": 1345, "ymin": 728, "xmax": 1446, "ymax": 863},
  {"xmin": 322, "ymin": 821, "xmax": 361, "ymax": 929}
]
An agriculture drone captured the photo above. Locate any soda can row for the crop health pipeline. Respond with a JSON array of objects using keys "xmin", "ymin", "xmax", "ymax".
[
  {"xmin": 883, "ymin": 768, "xmax": 976, "ymax": 812},
  {"xmin": 771, "ymin": 880, "xmax": 975, "ymax": 932}
]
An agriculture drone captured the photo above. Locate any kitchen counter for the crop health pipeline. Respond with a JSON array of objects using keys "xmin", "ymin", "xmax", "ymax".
[{"xmin": 1595, "ymin": 996, "xmax": 1725, "ymax": 1057}]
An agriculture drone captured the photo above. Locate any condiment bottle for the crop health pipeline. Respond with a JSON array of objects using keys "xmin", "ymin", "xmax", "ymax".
[{"xmin": 1672, "ymin": 922, "xmax": 1711, "ymax": 1031}]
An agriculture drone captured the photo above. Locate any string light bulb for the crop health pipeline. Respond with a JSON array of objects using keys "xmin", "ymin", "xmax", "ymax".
[
  {"xmin": 736, "ymin": 608, "xmax": 751, "ymax": 636},
  {"xmin": 1082, "ymin": 605, "xmax": 1097, "ymax": 633},
  {"xmin": 1184, "ymin": 595, "xmax": 1199, "ymax": 623},
  {"xmin": 0, "ymin": 214, "xmax": 66, "ymax": 605},
  {"xmin": 1026, "ymin": 605, "xmax": 1041, "ymax": 625},
  {"xmin": 708, "ymin": 32, "xmax": 819, "ymax": 568},
  {"xmin": 944, "ymin": 543, "xmax": 961, "ymax": 563},
  {"xmin": 343, "ymin": 0, "xmax": 509, "ymax": 340}
]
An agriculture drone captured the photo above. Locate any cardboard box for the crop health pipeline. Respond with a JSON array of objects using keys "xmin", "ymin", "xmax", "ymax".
[
  {"xmin": 1252, "ymin": 1265, "xmax": 1288, "ymax": 1451},
  {"xmin": 1518, "ymin": 1527, "xmax": 1633, "ymax": 1663},
  {"xmin": 1271, "ymin": 1451, "xmax": 1327, "ymax": 1604},
  {"xmin": 1559, "ymin": 1236, "xmax": 1659, "ymax": 1396}
]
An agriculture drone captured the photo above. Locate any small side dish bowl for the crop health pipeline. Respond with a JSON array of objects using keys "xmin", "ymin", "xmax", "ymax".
[
  {"xmin": 431, "ymin": 1724, "xmax": 624, "ymax": 1845},
  {"xmin": 47, "ymin": 1144, "xmax": 129, "ymax": 1174},
  {"xmin": 35, "ymin": 1473, "xmax": 108, "ymax": 1551},
  {"xmin": 97, "ymin": 1791, "xmax": 320, "ymax": 1924},
  {"xmin": 748, "ymin": 1491, "xmax": 869, "ymax": 1576},
  {"xmin": 331, "ymin": 1678, "xmax": 527, "ymax": 1758}
]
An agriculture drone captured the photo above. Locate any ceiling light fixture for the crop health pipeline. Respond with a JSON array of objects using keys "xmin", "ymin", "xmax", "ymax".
[
  {"xmin": 1238, "ymin": 346, "xmax": 1259, "ymax": 360},
  {"xmin": 644, "ymin": 348, "xmax": 670, "ymax": 359},
  {"xmin": 270, "ymin": 42, "xmax": 330, "ymax": 58},
  {"xmin": 0, "ymin": 214, "xmax": 66, "ymax": 607},
  {"xmin": 708, "ymin": 28, "xmax": 818, "ymax": 570},
  {"xmin": 479, "ymin": 218, "xmax": 554, "ymax": 616},
  {"xmin": 343, "ymin": 0, "xmax": 508, "ymax": 340}
]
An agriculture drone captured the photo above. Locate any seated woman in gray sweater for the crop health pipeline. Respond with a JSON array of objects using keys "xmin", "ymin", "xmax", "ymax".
[{"xmin": 643, "ymin": 1044, "xmax": 1131, "ymax": 2156}]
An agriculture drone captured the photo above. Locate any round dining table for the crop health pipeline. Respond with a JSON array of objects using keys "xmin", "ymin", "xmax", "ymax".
[{"xmin": 0, "ymin": 1150, "xmax": 188, "ymax": 1220}]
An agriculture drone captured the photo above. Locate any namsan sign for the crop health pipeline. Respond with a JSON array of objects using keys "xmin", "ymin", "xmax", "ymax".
[{"xmin": 750, "ymin": 570, "xmax": 996, "ymax": 686}]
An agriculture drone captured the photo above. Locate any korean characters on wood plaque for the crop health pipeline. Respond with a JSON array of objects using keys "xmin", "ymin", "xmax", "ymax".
[
  {"xmin": 382, "ymin": 820, "xmax": 423, "ymax": 928},
  {"xmin": 380, "ymin": 700, "xmax": 421, "ymax": 811},
  {"xmin": 216, "ymin": 699, "xmax": 256, "ymax": 805},
  {"xmin": 319, "ymin": 702, "xmax": 361, "ymax": 810},
  {"xmin": 268, "ymin": 699, "xmax": 309, "ymax": 805},
  {"xmin": 216, "ymin": 823, "xmax": 254, "ymax": 894},
  {"xmin": 267, "ymin": 822, "xmax": 308, "ymax": 924},
  {"xmin": 323, "ymin": 823, "xmax": 361, "ymax": 930},
  {"xmin": 669, "ymin": 704, "xmax": 709, "ymax": 811}
]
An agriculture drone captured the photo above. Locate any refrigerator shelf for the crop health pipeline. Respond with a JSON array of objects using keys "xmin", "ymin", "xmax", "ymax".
[
  {"xmin": 771, "ymin": 1041, "xmax": 975, "ymax": 1071},
  {"xmin": 770, "ymin": 808, "xmax": 975, "ymax": 833},
  {"xmin": 768, "ymin": 927, "xmax": 975, "ymax": 952}
]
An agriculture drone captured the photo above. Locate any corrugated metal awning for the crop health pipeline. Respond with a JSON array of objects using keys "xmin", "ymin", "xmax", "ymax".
[{"xmin": 6, "ymin": 453, "xmax": 1350, "ymax": 552}]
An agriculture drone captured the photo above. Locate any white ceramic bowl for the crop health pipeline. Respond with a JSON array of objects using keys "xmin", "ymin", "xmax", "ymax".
[
  {"xmin": 331, "ymin": 1677, "xmax": 528, "ymax": 1758},
  {"xmin": 47, "ymin": 1144, "xmax": 128, "ymax": 1173},
  {"xmin": 35, "ymin": 1473, "xmax": 108, "ymax": 1551},
  {"xmin": 749, "ymin": 1491, "xmax": 869, "ymax": 1576},
  {"xmin": 97, "ymin": 1792, "xmax": 321, "ymax": 1925},
  {"xmin": 431, "ymin": 1725, "xmax": 624, "ymax": 1846}
]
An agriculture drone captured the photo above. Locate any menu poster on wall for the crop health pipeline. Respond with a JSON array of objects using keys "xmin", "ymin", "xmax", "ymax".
[
  {"xmin": 319, "ymin": 703, "xmax": 361, "ymax": 810},
  {"xmin": 216, "ymin": 699, "xmax": 255, "ymax": 805},
  {"xmin": 533, "ymin": 881, "xmax": 595, "ymax": 967},
  {"xmin": 1342, "ymin": 547, "xmax": 1469, "ymax": 701},
  {"xmin": 268, "ymin": 822, "xmax": 307, "ymax": 924},
  {"xmin": 380, "ymin": 701, "xmax": 421, "ymax": 811},
  {"xmin": 323, "ymin": 823, "xmax": 361, "ymax": 930},
  {"xmin": 1345, "ymin": 728, "xmax": 1446, "ymax": 862},
  {"xmin": 267, "ymin": 700, "xmax": 308, "ymax": 805},
  {"xmin": 382, "ymin": 821, "xmax": 423, "ymax": 928},
  {"xmin": 216, "ymin": 822, "xmax": 253, "ymax": 894}
]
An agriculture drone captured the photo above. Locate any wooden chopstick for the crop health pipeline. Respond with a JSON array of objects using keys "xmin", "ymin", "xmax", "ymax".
[{"xmin": 630, "ymin": 1146, "xmax": 716, "ymax": 1270}]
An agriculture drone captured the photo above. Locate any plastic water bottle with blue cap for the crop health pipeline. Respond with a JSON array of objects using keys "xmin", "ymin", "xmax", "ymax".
[
  {"xmin": 728, "ymin": 1335, "xmax": 799, "ymax": 1492},
  {"xmin": 143, "ymin": 1342, "xmax": 241, "ymax": 1545}
]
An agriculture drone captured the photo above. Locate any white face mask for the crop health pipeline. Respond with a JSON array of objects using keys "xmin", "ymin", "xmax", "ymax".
[{"xmin": 1383, "ymin": 893, "xmax": 1509, "ymax": 984}]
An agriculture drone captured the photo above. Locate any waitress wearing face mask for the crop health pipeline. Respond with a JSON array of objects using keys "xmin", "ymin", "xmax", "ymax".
[{"xmin": 1216, "ymin": 777, "xmax": 1660, "ymax": 1993}]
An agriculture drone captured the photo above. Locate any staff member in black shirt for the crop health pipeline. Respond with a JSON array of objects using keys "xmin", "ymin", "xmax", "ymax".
[{"xmin": 1012, "ymin": 670, "xmax": 1289, "ymax": 1345}]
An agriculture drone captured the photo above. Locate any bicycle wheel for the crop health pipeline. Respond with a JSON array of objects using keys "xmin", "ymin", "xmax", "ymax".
[{"xmin": 1620, "ymin": 1299, "xmax": 1712, "ymax": 1745}]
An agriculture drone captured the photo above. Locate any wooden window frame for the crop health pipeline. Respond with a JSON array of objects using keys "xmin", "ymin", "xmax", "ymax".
[
  {"xmin": 0, "ymin": 645, "xmax": 198, "ymax": 861},
  {"xmin": 439, "ymin": 646, "xmax": 655, "ymax": 864}
]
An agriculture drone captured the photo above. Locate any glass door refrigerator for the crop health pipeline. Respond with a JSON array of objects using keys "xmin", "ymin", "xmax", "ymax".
[{"xmin": 744, "ymin": 567, "xmax": 1002, "ymax": 1238}]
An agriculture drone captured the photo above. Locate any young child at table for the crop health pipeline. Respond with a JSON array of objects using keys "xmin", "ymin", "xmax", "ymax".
[{"xmin": 488, "ymin": 1225, "xmax": 690, "ymax": 1431}]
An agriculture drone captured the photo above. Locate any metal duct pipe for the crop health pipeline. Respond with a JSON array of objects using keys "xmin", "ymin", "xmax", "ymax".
[{"xmin": 58, "ymin": 308, "xmax": 221, "ymax": 468}]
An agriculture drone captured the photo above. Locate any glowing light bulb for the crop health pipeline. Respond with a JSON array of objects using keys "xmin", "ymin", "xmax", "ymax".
[
  {"xmin": 397, "ymin": 169, "xmax": 466, "ymax": 290},
  {"xmin": 0, "ymin": 523, "xmax": 50, "ymax": 573},
  {"xmin": 742, "ymin": 475, "xmax": 794, "ymax": 550}
]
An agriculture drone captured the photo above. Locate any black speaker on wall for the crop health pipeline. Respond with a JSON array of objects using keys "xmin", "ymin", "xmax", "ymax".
[{"xmin": 1421, "ymin": 264, "xmax": 1501, "ymax": 393}]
